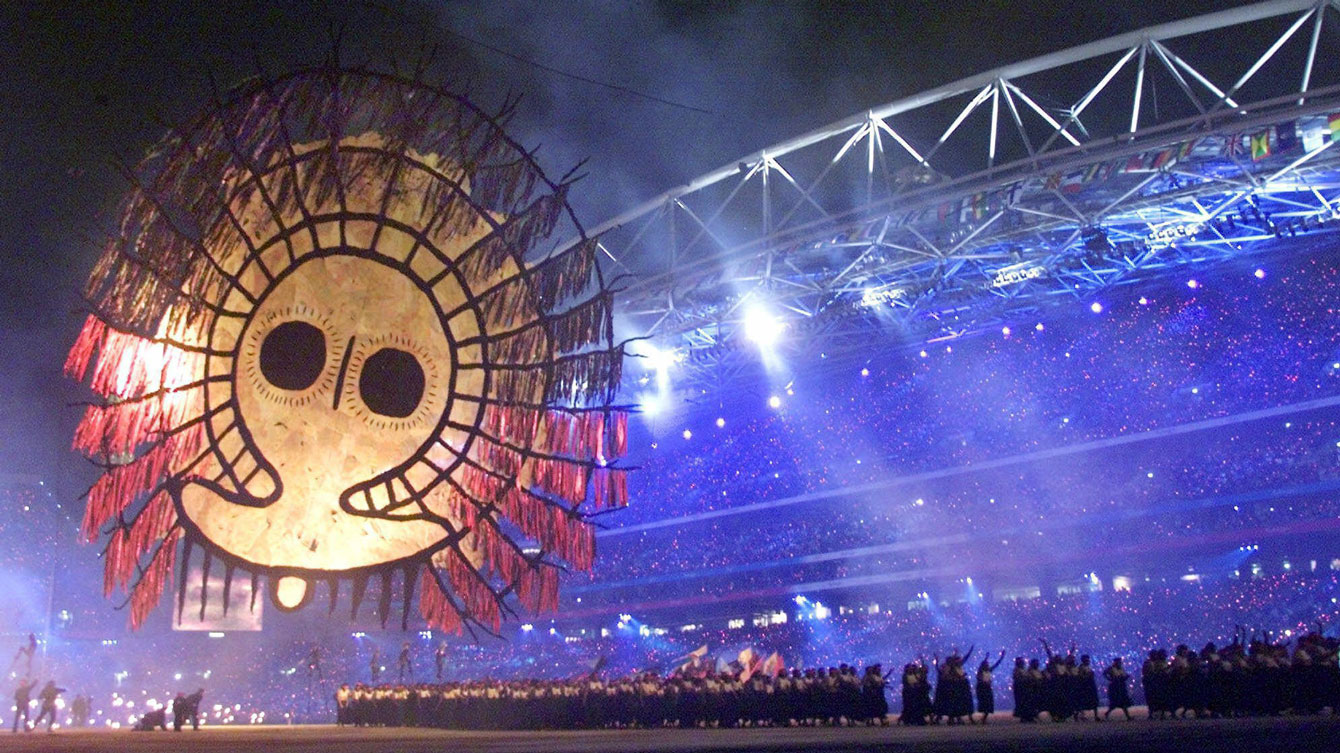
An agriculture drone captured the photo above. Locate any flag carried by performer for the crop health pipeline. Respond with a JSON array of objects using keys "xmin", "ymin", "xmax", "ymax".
[
  {"xmin": 761, "ymin": 652, "xmax": 786, "ymax": 678},
  {"xmin": 674, "ymin": 645, "xmax": 710, "ymax": 676},
  {"xmin": 586, "ymin": 655, "xmax": 608, "ymax": 680},
  {"xmin": 738, "ymin": 647, "xmax": 763, "ymax": 681}
]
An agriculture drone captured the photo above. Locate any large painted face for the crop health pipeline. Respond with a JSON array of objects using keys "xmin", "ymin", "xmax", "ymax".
[
  {"xmin": 183, "ymin": 254, "xmax": 456, "ymax": 573},
  {"xmin": 68, "ymin": 71, "xmax": 628, "ymax": 631}
]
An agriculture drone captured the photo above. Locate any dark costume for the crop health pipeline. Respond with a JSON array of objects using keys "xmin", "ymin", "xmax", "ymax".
[
  {"xmin": 898, "ymin": 664, "xmax": 930, "ymax": 725},
  {"xmin": 1104, "ymin": 660, "xmax": 1133, "ymax": 719},
  {"xmin": 174, "ymin": 688, "xmax": 203, "ymax": 731},
  {"xmin": 133, "ymin": 708, "xmax": 167, "ymax": 731},
  {"xmin": 11, "ymin": 679, "xmax": 35, "ymax": 733},
  {"xmin": 933, "ymin": 650, "xmax": 974, "ymax": 723},
  {"xmin": 976, "ymin": 653, "xmax": 1006, "ymax": 720},
  {"xmin": 33, "ymin": 682, "xmax": 64, "ymax": 732},
  {"xmin": 860, "ymin": 665, "xmax": 889, "ymax": 725}
]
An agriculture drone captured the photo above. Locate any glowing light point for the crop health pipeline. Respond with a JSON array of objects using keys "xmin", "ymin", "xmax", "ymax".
[
  {"xmin": 1035, "ymin": 323, "xmax": 1045, "ymax": 331},
  {"xmin": 681, "ymin": 429, "xmax": 692, "ymax": 440},
  {"xmin": 643, "ymin": 345, "xmax": 683, "ymax": 371},
  {"xmin": 1254, "ymin": 268, "xmax": 1266, "ymax": 279},
  {"xmin": 768, "ymin": 395, "xmax": 782, "ymax": 409},
  {"xmin": 919, "ymin": 350, "xmax": 928, "ymax": 358},
  {"xmin": 1139, "ymin": 296, "xmax": 1149, "ymax": 305},
  {"xmin": 743, "ymin": 307, "xmax": 785, "ymax": 346},
  {"xmin": 715, "ymin": 417, "xmax": 725, "ymax": 428},
  {"xmin": 1090, "ymin": 301, "xmax": 1103, "ymax": 314},
  {"xmin": 860, "ymin": 367, "xmax": 869, "ymax": 377},
  {"xmin": 1001, "ymin": 326, "xmax": 1011, "ymax": 336},
  {"xmin": 1187, "ymin": 279, "xmax": 1199, "ymax": 289}
]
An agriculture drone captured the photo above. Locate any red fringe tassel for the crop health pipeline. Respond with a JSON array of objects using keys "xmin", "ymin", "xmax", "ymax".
[
  {"xmin": 129, "ymin": 527, "xmax": 180, "ymax": 629},
  {"xmin": 82, "ymin": 428, "xmax": 203, "ymax": 542},
  {"xmin": 418, "ymin": 568, "xmax": 464, "ymax": 635}
]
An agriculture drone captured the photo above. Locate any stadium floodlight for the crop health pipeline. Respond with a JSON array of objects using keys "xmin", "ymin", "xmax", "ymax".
[
  {"xmin": 743, "ymin": 306, "xmax": 785, "ymax": 346},
  {"xmin": 641, "ymin": 343, "xmax": 683, "ymax": 371}
]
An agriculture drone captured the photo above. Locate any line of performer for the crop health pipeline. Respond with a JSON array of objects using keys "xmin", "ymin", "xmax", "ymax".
[{"xmin": 334, "ymin": 629, "xmax": 1339, "ymax": 730}]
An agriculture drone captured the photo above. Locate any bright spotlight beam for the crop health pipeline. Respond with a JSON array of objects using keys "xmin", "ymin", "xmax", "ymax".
[{"xmin": 743, "ymin": 307, "xmax": 785, "ymax": 346}]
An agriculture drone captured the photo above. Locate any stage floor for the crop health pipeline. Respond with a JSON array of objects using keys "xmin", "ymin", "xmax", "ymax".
[{"xmin": 5, "ymin": 714, "xmax": 1339, "ymax": 753}]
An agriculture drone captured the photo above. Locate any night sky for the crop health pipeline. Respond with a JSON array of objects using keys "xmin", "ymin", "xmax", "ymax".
[{"xmin": 1, "ymin": 0, "xmax": 1250, "ymax": 511}]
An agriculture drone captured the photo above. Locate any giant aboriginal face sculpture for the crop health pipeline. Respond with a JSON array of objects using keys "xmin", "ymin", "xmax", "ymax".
[{"xmin": 66, "ymin": 69, "xmax": 628, "ymax": 632}]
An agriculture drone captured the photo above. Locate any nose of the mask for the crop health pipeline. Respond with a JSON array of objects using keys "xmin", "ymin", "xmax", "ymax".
[{"xmin": 331, "ymin": 335, "xmax": 356, "ymax": 411}]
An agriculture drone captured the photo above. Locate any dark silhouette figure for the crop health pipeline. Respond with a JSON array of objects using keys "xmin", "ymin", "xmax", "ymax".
[
  {"xmin": 11, "ymin": 678, "xmax": 36, "ymax": 733},
  {"xmin": 33, "ymin": 681, "xmax": 64, "ymax": 732}
]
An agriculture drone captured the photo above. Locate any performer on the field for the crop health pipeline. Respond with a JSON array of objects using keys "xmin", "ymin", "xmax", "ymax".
[
  {"xmin": 369, "ymin": 647, "xmax": 381, "ymax": 683},
  {"xmin": 860, "ymin": 664, "xmax": 889, "ymax": 726},
  {"xmin": 975, "ymin": 650, "xmax": 1006, "ymax": 723},
  {"xmin": 398, "ymin": 641, "xmax": 413, "ymax": 681},
  {"xmin": 183, "ymin": 688, "xmax": 204, "ymax": 730},
  {"xmin": 1012, "ymin": 657, "xmax": 1036, "ymax": 722},
  {"xmin": 171, "ymin": 693, "xmax": 187, "ymax": 731},
  {"xmin": 306, "ymin": 646, "xmax": 323, "ymax": 680},
  {"xmin": 335, "ymin": 684, "xmax": 351, "ymax": 725},
  {"xmin": 898, "ymin": 662, "xmax": 928, "ymax": 725},
  {"xmin": 1143, "ymin": 649, "xmax": 1170, "ymax": 719},
  {"xmin": 1075, "ymin": 655, "xmax": 1101, "ymax": 721},
  {"xmin": 10, "ymin": 634, "xmax": 37, "ymax": 677},
  {"xmin": 69, "ymin": 694, "xmax": 87, "ymax": 728},
  {"xmin": 435, "ymin": 642, "xmax": 448, "ymax": 682},
  {"xmin": 933, "ymin": 647, "xmax": 973, "ymax": 724},
  {"xmin": 32, "ymin": 681, "xmax": 64, "ymax": 732},
  {"xmin": 1103, "ymin": 657, "xmax": 1133, "ymax": 720},
  {"xmin": 11, "ymin": 677, "xmax": 35, "ymax": 733}
]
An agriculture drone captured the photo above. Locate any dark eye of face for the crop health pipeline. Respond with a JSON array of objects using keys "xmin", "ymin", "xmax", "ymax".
[
  {"xmin": 259, "ymin": 320, "xmax": 327, "ymax": 391},
  {"xmin": 359, "ymin": 348, "xmax": 425, "ymax": 418}
]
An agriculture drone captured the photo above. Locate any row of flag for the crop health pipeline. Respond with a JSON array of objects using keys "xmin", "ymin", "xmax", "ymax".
[
  {"xmin": 1241, "ymin": 113, "xmax": 1340, "ymax": 161},
  {"xmin": 832, "ymin": 113, "xmax": 1340, "ymax": 239},
  {"xmin": 670, "ymin": 644, "xmax": 786, "ymax": 681}
]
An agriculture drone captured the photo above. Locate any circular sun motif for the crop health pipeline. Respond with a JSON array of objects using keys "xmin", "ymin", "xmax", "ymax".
[{"xmin": 66, "ymin": 67, "xmax": 629, "ymax": 633}]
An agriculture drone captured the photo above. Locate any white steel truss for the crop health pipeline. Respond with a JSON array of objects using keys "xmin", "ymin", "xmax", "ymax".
[{"xmin": 564, "ymin": 0, "xmax": 1340, "ymax": 386}]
